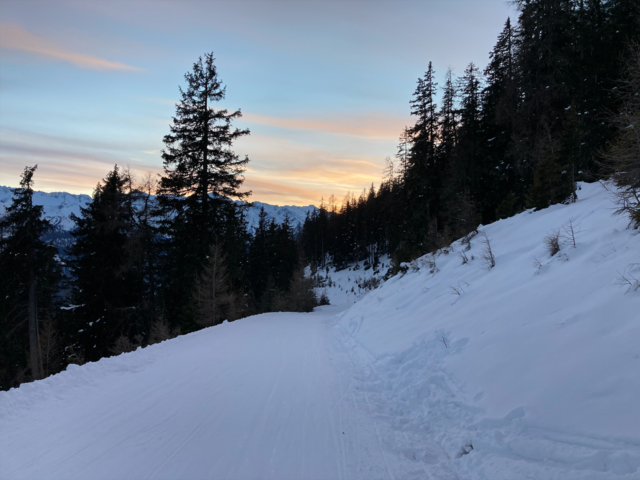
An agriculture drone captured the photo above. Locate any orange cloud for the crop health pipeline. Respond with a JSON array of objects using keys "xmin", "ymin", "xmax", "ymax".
[
  {"xmin": 1, "ymin": 128, "xmax": 391, "ymax": 206},
  {"xmin": 242, "ymin": 111, "xmax": 410, "ymax": 140},
  {"xmin": 243, "ymin": 178, "xmax": 323, "ymax": 206},
  {"xmin": 232, "ymin": 133, "xmax": 391, "ymax": 204},
  {"xmin": 0, "ymin": 24, "xmax": 143, "ymax": 72}
]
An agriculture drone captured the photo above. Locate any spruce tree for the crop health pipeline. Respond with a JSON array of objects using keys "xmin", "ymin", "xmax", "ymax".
[
  {"xmin": 69, "ymin": 166, "xmax": 146, "ymax": 361},
  {"xmin": 482, "ymin": 18, "xmax": 521, "ymax": 220},
  {"xmin": 456, "ymin": 62, "xmax": 484, "ymax": 194},
  {"xmin": 402, "ymin": 62, "xmax": 439, "ymax": 255},
  {"xmin": 157, "ymin": 53, "xmax": 250, "ymax": 329},
  {"xmin": 439, "ymin": 68, "xmax": 459, "ymax": 162},
  {"xmin": 0, "ymin": 166, "xmax": 60, "ymax": 386}
]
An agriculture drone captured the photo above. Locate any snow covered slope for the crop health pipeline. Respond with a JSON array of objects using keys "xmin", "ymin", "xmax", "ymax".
[
  {"xmin": 1, "ymin": 181, "xmax": 638, "ymax": 480},
  {"xmin": 335, "ymin": 181, "xmax": 640, "ymax": 479},
  {"xmin": 0, "ymin": 186, "xmax": 315, "ymax": 231}
]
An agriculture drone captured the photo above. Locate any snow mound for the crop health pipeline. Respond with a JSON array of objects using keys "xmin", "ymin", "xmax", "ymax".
[{"xmin": 335, "ymin": 181, "xmax": 640, "ymax": 479}]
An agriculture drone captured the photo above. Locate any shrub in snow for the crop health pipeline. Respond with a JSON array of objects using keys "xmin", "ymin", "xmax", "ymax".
[
  {"xmin": 480, "ymin": 233, "xmax": 496, "ymax": 269},
  {"xmin": 618, "ymin": 265, "xmax": 640, "ymax": 293},
  {"xmin": 148, "ymin": 319, "xmax": 179, "ymax": 345},
  {"xmin": 561, "ymin": 218, "xmax": 580, "ymax": 248},
  {"xmin": 319, "ymin": 291, "xmax": 330, "ymax": 306},
  {"xmin": 531, "ymin": 256, "xmax": 543, "ymax": 271},
  {"xmin": 544, "ymin": 230, "xmax": 562, "ymax": 256},
  {"xmin": 110, "ymin": 335, "xmax": 142, "ymax": 356}
]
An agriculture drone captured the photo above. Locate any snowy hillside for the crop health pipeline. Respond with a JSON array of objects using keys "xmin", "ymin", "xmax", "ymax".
[
  {"xmin": 333, "ymin": 181, "xmax": 640, "ymax": 479},
  {"xmin": 0, "ymin": 186, "xmax": 315, "ymax": 231},
  {"xmin": 1, "ymin": 182, "xmax": 639, "ymax": 480}
]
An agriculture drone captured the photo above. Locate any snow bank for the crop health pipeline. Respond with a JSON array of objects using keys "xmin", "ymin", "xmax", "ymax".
[{"xmin": 335, "ymin": 181, "xmax": 640, "ymax": 479}]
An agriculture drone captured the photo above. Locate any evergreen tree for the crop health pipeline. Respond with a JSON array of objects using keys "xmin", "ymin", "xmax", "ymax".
[
  {"xmin": 456, "ymin": 62, "xmax": 484, "ymax": 197},
  {"xmin": 248, "ymin": 211, "xmax": 300, "ymax": 311},
  {"xmin": 402, "ymin": 62, "xmax": 439, "ymax": 256},
  {"xmin": 439, "ymin": 68, "xmax": 459, "ymax": 163},
  {"xmin": 512, "ymin": 0, "xmax": 577, "ymax": 204},
  {"xmin": 156, "ymin": 52, "xmax": 250, "ymax": 329},
  {"xmin": 248, "ymin": 207, "xmax": 271, "ymax": 302},
  {"xmin": 482, "ymin": 17, "xmax": 522, "ymax": 220},
  {"xmin": 0, "ymin": 166, "xmax": 60, "ymax": 387},
  {"xmin": 395, "ymin": 127, "xmax": 412, "ymax": 183},
  {"xmin": 69, "ymin": 166, "xmax": 147, "ymax": 361}
]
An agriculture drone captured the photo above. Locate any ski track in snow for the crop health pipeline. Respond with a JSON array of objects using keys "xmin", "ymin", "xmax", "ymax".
[
  {"xmin": 0, "ymin": 308, "xmax": 420, "ymax": 480},
  {"xmin": 1, "ymin": 182, "xmax": 640, "ymax": 480}
]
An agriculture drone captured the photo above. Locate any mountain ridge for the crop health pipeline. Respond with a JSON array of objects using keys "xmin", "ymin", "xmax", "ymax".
[{"xmin": 0, "ymin": 186, "xmax": 316, "ymax": 231}]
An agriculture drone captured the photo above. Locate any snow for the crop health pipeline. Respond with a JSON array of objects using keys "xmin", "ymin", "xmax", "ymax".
[
  {"xmin": 1, "ymin": 181, "xmax": 639, "ymax": 479},
  {"xmin": 334, "ymin": 181, "xmax": 640, "ymax": 478},
  {"xmin": 0, "ymin": 186, "xmax": 92, "ymax": 231},
  {"xmin": 244, "ymin": 201, "xmax": 316, "ymax": 230},
  {"xmin": 0, "ymin": 308, "xmax": 410, "ymax": 480},
  {"xmin": 0, "ymin": 186, "xmax": 315, "ymax": 231}
]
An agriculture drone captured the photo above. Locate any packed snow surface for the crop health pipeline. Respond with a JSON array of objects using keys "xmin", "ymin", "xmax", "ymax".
[
  {"xmin": 0, "ymin": 186, "xmax": 315, "ymax": 231},
  {"xmin": 1, "ymin": 182, "xmax": 639, "ymax": 479}
]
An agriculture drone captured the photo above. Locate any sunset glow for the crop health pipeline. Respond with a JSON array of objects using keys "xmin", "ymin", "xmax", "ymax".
[{"xmin": 0, "ymin": 0, "xmax": 512, "ymax": 205}]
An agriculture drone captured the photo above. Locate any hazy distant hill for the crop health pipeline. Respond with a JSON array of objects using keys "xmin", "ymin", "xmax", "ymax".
[{"xmin": 0, "ymin": 186, "xmax": 316, "ymax": 231}]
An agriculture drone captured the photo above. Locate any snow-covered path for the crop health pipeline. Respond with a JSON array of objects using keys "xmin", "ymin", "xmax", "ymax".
[{"xmin": 0, "ymin": 307, "xmax": 423, "ymax": 480}]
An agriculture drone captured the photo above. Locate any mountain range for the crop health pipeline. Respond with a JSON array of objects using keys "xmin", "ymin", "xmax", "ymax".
[{"xmin": 0, "ymin": 186, "xmax": 316, "ymax": 232}]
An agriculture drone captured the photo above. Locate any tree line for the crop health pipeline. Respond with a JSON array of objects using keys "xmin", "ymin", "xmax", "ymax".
[
  {"xmin": 0, "ymin": 54, "xmax": 319, "ymax": 389},
  {"xmin": 301, "ymin": 0, "xmax": 639, "ymax": 271}
]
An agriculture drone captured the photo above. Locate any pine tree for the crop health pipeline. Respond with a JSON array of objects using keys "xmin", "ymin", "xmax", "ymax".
[
  {"xmin": 248, "ymin": 207, "xmax": 271, "ymax": 303},
  {"xmin": 513, "ymin": 0, "xmax": 574, "ymax": 173},
  {"xmin": 439, "ymin": 68, "xmax": 459, "ymax": 162},
  {"xmin": 395, "ymin": 127, "xmax": 412, "ymax": 183},
  {"xmin": 402, "ymin": 62, "xmax": 439, "ymax": 255},
  {"xmin": 0, "ymin": 166, "xmax": 60, "ymax": 386},
  {"xmin": 69, "ymin": 166, "xmax": 147, "ymax": 361},
  {"xmin": 456, "ymin": 62, "xmax": 484, "ymax": 195},
  {"xmin": 482, "ymin": 18, "xmax": 522, "ymax": 220},
  {"xmin": 157, "ymin": 53, "xmax": 250, "ymax": 329}
]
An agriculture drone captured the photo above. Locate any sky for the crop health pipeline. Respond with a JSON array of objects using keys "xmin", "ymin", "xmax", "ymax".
[{"xmin": 0, "ymin": 0, "xmax": 514, "ymax": 206}]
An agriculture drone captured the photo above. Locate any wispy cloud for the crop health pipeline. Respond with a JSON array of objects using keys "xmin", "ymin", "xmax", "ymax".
[
  {"xmin": 0, "ymin": 24, "xmax": 143, "ymax": 72},
  {"xmin": 0, "ymin": 129, "xmax": 160, "ymax": 194},
  {"xmin": 243, "ymin": 178, "xmax": 324, "ymax": 206},
  {"xmin": 242, "ymin": 112, "xmax": 410, "ymax": 140},
  {"xmin": 1, "ymin": 128, "xmax": 390, "ymax": 205},
  {"xmin": 238, "ymin": 134, "xmax": 387, "ymax": 205}
]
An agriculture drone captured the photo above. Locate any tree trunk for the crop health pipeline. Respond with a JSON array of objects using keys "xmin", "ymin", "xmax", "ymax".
[
  {"xmin": 28, "ymin": 272, "xmax": 42, "ymax": 380},
  {"xmin": 211, "ymin": 246, "xmax": 218, "ymax": 324}
]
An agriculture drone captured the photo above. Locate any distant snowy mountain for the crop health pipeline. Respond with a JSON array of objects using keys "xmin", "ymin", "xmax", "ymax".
[
  {"xmin": 244, "ymin": 201, "xmax": 316, "ymax": 231},
  {"xmin": 0, "ymin": 186, "xmax": 315, "ymax": 231}
]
